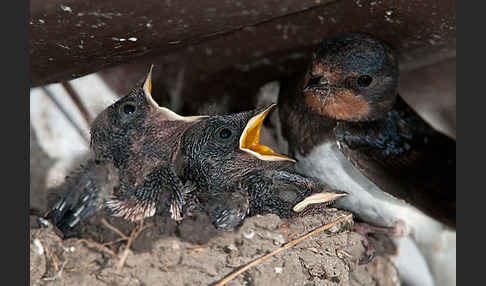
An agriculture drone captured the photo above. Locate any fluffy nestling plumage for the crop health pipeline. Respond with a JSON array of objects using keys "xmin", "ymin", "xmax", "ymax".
[
  {"xmin": 47, "ymin": 66, "xmax": 204, "ymax": 234},
  {"xmin": 178, "ymin": 104, "xmax": 345, "ymax": 230}
]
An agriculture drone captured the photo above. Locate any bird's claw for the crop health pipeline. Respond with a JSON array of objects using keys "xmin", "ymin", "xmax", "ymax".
[
  {"xmin": 353, "ymin": 221, "xmax": 402, "ymax": 265},
  {"xmin": 358, "ymin": 238, "xmax": 376, "ymax": 265}
]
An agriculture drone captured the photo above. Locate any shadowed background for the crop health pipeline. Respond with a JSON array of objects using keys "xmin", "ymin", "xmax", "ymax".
[{"xmin": 31, "ymin": 0, "xmax": 455, "ymax": 133}]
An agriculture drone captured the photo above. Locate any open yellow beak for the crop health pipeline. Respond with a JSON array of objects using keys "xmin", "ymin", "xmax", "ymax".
[
  {"xmin": 239, "ymin": 104, "xmax": 296, "ymax": 162},
  {"xmin": 143, "ymin": 65, "xmax": 206, "ymax": 122},
  {"xmin": 292, "ymin": 192, "xmax": 347, "ymax": 212}
]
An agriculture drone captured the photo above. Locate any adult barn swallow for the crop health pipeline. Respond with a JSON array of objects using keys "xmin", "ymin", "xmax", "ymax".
[
  {"xmin": 278, "ymin": 33, "xmax": 456, "ymax": 286},
  {"xmin": 178, "ymin": 104, "xmax": 345, "ymax": 230},
  {"xmin": 47, "ymin": 66, "xmax": 204, "ymax": 234}
]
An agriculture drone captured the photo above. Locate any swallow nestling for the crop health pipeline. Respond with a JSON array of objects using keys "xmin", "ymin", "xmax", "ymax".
[
  {"xmin": 178, "ymin": 104, "xmax": 346, "ymax": 230},
  {"xmin": 47, "ymin": 66, "xmax": 204, "ymax": 234},
  {"xmin": 278, "ymin": 33, "xmax": 456, "ymax": 286}
]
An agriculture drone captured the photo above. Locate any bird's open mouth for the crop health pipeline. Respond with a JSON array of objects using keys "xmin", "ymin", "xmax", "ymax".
[
  {"xmin": 239, "ymin": 104, "xmax": 296, "ymax": 162},
  {"xmin": 143, "ymin": 65, "xmax": 206, "ymax": 122},
  {"xmin": 293, "ymin": 192, "xmax": 347, "ymax": 212}
]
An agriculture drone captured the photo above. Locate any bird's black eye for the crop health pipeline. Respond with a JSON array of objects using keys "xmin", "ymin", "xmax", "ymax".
[
  {"xmin": 121, "ymin": 103, "xmax": 136, "ymax": 115},
  {"xmin": 308, "ymin": 75, "xmax": 322, "ymax": 86},
  {"xmin": 219, "ymin": 128, "xmax": 232, "ymax": 139},
  {"xmin": 357, "ymin": 75, "xmax": 373, "ymax": 87}
]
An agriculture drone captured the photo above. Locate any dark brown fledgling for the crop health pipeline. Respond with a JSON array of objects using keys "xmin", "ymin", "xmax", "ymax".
[
  {"xmin": 47, "ymin": 66, "xmax": 204, "ymax": 234},
  {"xmin": 178, "ymin": 104, "xmax": 346, "ymax": 230},
  {"xmin": 278, "ymin": 32, "xmax": 456, "ymax": 286}
]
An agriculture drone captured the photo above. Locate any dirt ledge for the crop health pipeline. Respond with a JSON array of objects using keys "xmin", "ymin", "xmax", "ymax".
[{"xmin": 30, "ymin": 208, "xmax": 400, "ymax": 286}]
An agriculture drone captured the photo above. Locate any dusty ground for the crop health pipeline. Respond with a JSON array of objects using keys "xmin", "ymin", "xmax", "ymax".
[{"xmin": 30, "ymin": 207, "xmax": 400, "ymax": 286}]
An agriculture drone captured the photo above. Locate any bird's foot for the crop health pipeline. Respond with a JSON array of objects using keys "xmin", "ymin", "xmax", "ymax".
[
  {"xmin": 354, "ymin": 220, "xmax": 407, "ymax": 265},
  {"xmin": 357, "ymin": 232, "xmax": 375, "ymax": 265}
]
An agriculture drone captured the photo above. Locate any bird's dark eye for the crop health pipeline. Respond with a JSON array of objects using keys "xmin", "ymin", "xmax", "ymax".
[
  {"xmin": 121, "ymin": 103, "xmax": 136, "ymax": 115},
  {"xmin": 308, "ymin": 75, "xmax": 322, "ymax": 86},
  {"xmin": 357, "ymin": 75, "xmax": 373, "ymax": 87},
  {"xmin": 219, "ymin": 128, "xmax": 232, "ymax": 139}
]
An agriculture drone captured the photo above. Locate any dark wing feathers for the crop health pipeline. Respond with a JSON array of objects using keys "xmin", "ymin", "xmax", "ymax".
[
  {"xmin": 47, "ymin": 160, "xmax": 116, "ymax": 235},
  {"xmin": 335, "ymin": 96, "xmax": 456, "ymax": 228}
]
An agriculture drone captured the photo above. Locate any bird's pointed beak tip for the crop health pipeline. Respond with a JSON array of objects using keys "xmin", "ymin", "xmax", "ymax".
[{"xmin": 143, "ymin": 64, "xmax": 157, "ymax": 107}]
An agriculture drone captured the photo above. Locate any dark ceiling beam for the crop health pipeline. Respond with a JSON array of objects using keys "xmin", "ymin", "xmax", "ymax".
[{"xmin": 30, "ymin": 0, "xmax": 455, "ymax": 87}]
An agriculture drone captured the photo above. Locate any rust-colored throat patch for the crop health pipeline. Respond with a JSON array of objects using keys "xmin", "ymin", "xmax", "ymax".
[{"xmin": 305, "ymin": 89, "xmax": 370, "ymax": 121}]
